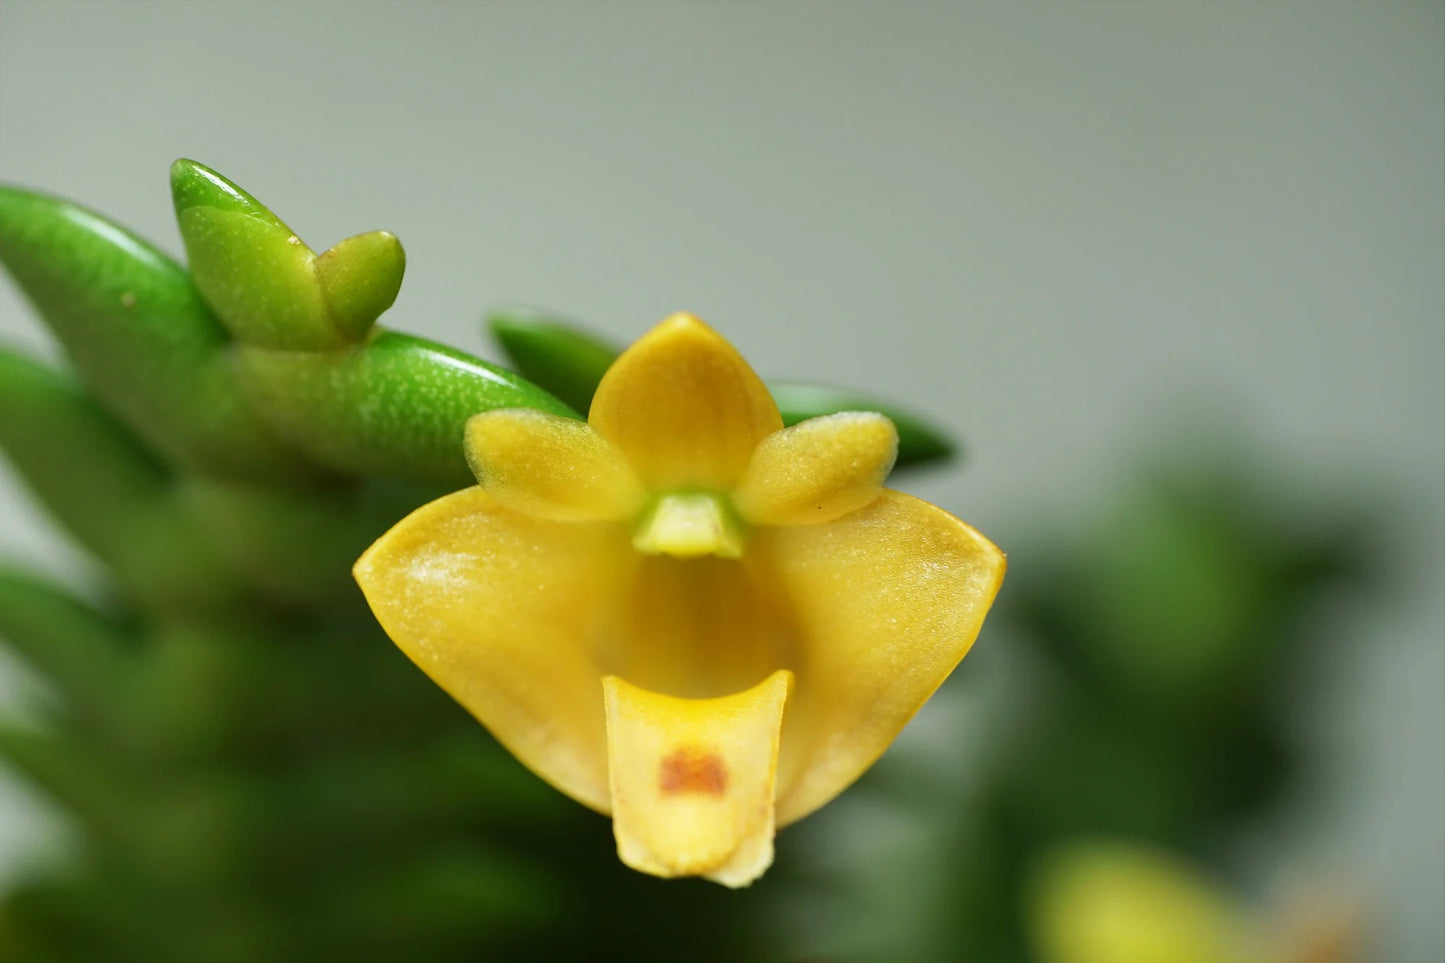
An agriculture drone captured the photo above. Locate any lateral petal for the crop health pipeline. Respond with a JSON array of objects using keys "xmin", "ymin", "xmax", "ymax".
[
  {"xmin": 465, "ymin": 409, "xmax": 644, "ymax": 521},
  {"xmin": 754, "ymin": 490, "xmax": 1005, "ymax": 825},
  {"xmin": 733, "ymin": 412, "xmax": 898, "ymax": 526},
  {"xmin": 603, "ymin": 670, "xmax": 792, "ymax": 887},
  {"xmin": 354, "ymin": 488, "xmax": 629, "ymax": 812},
  {"xmin": 588, "ymin": 314, "xmax": 782, "ymax": 490}
]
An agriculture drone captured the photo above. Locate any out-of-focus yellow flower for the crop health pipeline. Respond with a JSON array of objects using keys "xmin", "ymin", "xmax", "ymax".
[
  {"xmin": 1031, "ymin": 841, "xmax": 1368, "ymax": 963},
  {"xmin": 354, "ymin": 314, "xmax": 1005, "ymax": 886},
  {"xmin": 1030, "ymin": 842, "xmax": 1260, "ymax": 963}
]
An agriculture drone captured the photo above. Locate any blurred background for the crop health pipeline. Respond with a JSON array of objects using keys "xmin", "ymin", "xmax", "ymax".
[{"xmin": 0, "ymin": 2, "xmax": 1439, "ymax": 960}]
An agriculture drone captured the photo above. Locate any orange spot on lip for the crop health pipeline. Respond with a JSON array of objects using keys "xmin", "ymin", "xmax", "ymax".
[{"xmin": 659, "ymin": 746, "xmax": 728, "ymax": 796}]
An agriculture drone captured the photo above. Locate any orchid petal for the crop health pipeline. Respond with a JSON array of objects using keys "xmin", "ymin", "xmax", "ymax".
[
  {"xmin": 599, "ymin": 554, "xmax": 795, "ymax": 701},
  {"xmin": 588, "ymin": 314, "xmax": 781, "ymax": 490},
  {"xmin": 464, "ymin": 409, "xmax": 643, "ymax": 522},
  {"xmin": 353, "ymin": 488, "xmax": 630, "ymax": 812},
  {"xmin": 733, "ymin": 412, "xmax": 898, "ymax": 526},
  {"xmin": 756, "ymin": 490, "xmax": 1006, "ymax": 824},
  {"xmin": 603, "ymin": 670, "xmax": 792, "ymax": 887}
]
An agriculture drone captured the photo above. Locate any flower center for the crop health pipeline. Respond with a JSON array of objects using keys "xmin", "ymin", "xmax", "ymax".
[{"xmin": 631, "ymin": 492, "xmax": 747, "ymax": 559}]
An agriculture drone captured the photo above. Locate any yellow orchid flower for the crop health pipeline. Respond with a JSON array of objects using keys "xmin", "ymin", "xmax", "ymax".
[
  {"xmin": 1031, "ymin": 842, "xmax": 1260, "ymax": 963},
  {"xmin": 353, "ymin": 314, "xmax": 1005, "ymax": 886},
  {"xmin": 1030, "ymin": 841, "xmax": 1365, "ymax": 963}
]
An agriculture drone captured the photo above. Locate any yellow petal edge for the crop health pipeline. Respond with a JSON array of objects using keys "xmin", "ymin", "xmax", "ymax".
[
  {"xmin": 464, "ymin": 409, "xmax": 644, "ymax": 522},
  {"xmin": 733, "ymin": 411, "xmax": 899, "ymax": 526},
  {"xmin": 764, "ymin": 490, "xmax": 1006, "ymax": 824},
  {"xmin": 353, "ymin": 488, "xmax": 622, "ymax": 812}
]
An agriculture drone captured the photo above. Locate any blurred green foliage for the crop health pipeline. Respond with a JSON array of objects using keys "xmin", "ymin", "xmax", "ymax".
[
  {"xmin": 0, "ymin": 164, "xmax": 1373, "ymax": 961},
  {"xmin": 769, "ymin": 458, "xmax": 1373, "ymax": 963}
]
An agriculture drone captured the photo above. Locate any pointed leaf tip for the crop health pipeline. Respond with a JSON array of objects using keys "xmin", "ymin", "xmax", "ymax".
[
  {"xmin": 171, "ymin": 158, "xmax": 398, "ymax": 350},
  {"xmin": 169, "ymin": 158, "xmax": 273, "ymax": 220},
  {"xmin": 0, "ymin": 185, "xmax": 320, "ymax": 484}
]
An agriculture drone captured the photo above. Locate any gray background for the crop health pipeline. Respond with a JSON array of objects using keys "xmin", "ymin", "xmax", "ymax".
[{"xmin": 1, "ymin": 1, "xmax": 1441, "ymax": 956}]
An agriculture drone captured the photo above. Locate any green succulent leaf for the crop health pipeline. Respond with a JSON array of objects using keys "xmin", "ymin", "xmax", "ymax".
[
  {"xmin": 0, "ymin": 726, "xmax": 134, "ymax": 850},
  {"xmin": 314, "ymin": 230, "xmax": 407, "ymax": 342},
  {"xmin": 0, "ymin": 346, "xmax": 417, "ymax": 612},
  {"xmin": 171, "ymin": 159, "xmax": 404, "ymax": 350},
  {"xmin": 0, "ymin": 570, "xmax": 135, "ymax": 727},
  {"xmin": 0, "ymin": 185, "xmax": 320, "ymax": 485},
  {"xmin": 177, "ymin": 477, "xmax": 422, "ymax": 608},
  {"xmin": 234, "ymin": 331, "xmax": 578, "ymax": 488},
  {"xmin": 0, "ymin": 722, "xmax": 250, "ymax": 887},
  {"xmin": 0, "ymin": 348, "xmax": 242, "ymax": 612},
  {"xmin": 768, "ymin": 382, "xmax": 957, "ymax": 467},
  {"xmin": 487, "ymin": 309, "xmax": 959, "ymax": 467},
  {"xmin": 488, "ymin": 309, "xmax": 618, "ymax": 415},
  {"xmin": 0, "ymin": 348, "xmax": 166, "ymax": 550}
]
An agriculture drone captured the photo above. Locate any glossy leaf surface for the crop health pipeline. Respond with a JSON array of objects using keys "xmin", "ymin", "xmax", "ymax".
[
  {"xmin": 171, "ymin": 159, "xmax": 403, "ymax": 349},
  {"xmin": 0, "ymin": 186, "xmax": 319, "ymax": 484},
  {"xmin": 235, "ymin": 331, "xmax": 577, "ymax": 488}
]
